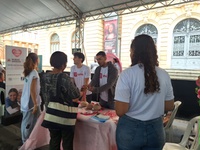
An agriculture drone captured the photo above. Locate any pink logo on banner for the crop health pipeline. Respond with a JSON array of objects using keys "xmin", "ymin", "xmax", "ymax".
[
  {"xmin": 74, "ymin": 72, "xmax": 77, "ymax": 77},
  {"xmin": 12, "ymin": 49, "xmax": 22, "ymax": 57}
]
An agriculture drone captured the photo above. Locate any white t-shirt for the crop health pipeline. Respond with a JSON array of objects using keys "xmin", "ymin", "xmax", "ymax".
[
  {"xmin": 21, "ymin": 69, "xmax": 41, "ymax": 112},
  {"xmin": 115, "ymin": 64, "xmax": 174, "ymax": 121},
  {"xmin": 100, "ymin": 67, "xmax": 108, "ymax": 101},
  {"xmin": 70, "ymin": 65, "xmax": 92, "ymax": 95}
]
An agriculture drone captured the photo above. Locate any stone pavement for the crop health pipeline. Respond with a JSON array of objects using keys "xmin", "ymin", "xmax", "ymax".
[
  {"xmin": 0, "ymin": 123, "xmax": 22, "ymax": 150},
  {"xmin": 0, "ymin": 118, "xmax": 188, "ymax": 150},
  {"xmin": 0, "ymin": 122, "xmax": 49, "ymax": 150}
]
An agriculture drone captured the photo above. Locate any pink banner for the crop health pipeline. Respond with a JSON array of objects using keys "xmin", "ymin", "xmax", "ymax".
[
  {"xmin": 104, "ymin": 19, "xmax": 118, "ymax": 54},
  {"xmin": 5, "ymin": 45, "xmax": 27, "ymax": 96}
]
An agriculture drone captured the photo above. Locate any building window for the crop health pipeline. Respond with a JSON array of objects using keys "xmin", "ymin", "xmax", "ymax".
[
  {"xmin": 173, "ymin": 18, "xmax": 200, "ymax": 57},
  {"xmin": 50, "ymin": 33, "xmax": 60, "ymax": 53},
  {"xmin": 135, "ymin": 24, "xmax": 158, "ymax": 44}
]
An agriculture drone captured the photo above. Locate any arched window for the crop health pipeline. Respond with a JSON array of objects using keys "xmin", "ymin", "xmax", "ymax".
[
  {"xmin": 171, "ymin": 18, "xmax": 200, "ymax": 69},
  {"xmin": 173, "ymin": 18, "xmax": 200, "ymax": 57},
  {"xmin": 135, "ymin": 24, "xmax": 158, "ymax": 43},
  {"xmin": 50, "ymin": 33, "xmax": 60, "ymax": 53}
]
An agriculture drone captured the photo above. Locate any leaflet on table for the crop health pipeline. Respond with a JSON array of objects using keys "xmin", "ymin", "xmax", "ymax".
[{"xmin": 90, "ymin": 114, "xmax": 110, "ymax": 123}]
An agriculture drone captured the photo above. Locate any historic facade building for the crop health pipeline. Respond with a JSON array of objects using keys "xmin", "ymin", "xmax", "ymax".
[{"xmin": 0, "ymin": 1, "xmax": 200, "ymax": 79}]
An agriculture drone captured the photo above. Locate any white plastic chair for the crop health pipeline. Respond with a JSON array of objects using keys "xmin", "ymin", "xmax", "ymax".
[
  {"xmin": 165, "ymin": 101, "xmax": 182, "ymax": 142},
  {"xmin": 163, "ymin": 116, "xmax": 200, "ymax": 150}
]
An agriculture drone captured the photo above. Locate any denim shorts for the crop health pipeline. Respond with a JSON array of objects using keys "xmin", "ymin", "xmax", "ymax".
[{"xmin": 116, "ymin": 115, "xmax": 165, "ymax": 150}]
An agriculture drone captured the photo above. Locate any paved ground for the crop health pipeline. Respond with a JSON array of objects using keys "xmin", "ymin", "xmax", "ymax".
[
  {"xmin": 0, "ymin": 122, "xmax": 22, "ymax": 150},
  {"xmin": 0, "ymin": 122, "xmax": 49, "ymax": 150},
  {"xmin": 0, "ymin": 118, "xmax": 188, "ymax": 150}
]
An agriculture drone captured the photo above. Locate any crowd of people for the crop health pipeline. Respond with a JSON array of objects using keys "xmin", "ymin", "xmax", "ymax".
[{"xmin": 0, "ymin": 34, "xmax": 174, "ymax": 150}]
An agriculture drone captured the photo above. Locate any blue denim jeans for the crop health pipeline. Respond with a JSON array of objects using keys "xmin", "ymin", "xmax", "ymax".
[
  {"xmin": 21, "ymin": 106, "xmax": 41, "ymax": 143},
  {"xmin": 116, "ymin": 115, "xmax": 165, "ymax": 150}
]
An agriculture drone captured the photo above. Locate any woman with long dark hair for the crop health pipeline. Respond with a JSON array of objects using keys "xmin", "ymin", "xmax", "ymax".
[
  {"xmin": 115, "ymin": 34, "xmax": 174, "ymax": 150},
  {"xmin": 20, "ymin": 53, "xmax": 41, "ymax": 143}
]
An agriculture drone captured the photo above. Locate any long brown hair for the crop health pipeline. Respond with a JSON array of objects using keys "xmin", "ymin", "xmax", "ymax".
[
  {"xmin": 130, "ymin": 34, "xmax": 160, "ymax": 94},
  {"xmin": 23, "ymin": 53, "xmax": 38, "ymax": 77}
]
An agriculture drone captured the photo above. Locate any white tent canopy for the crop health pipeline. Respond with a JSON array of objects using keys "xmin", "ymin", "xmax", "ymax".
[{"xmin": 0, "ymin": 0, "xmax": 198, "ymax": 34}]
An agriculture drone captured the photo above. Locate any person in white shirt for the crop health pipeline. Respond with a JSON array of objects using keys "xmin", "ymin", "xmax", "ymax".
[
  {"xmin": 115, "ymin": 34, "xmax": 174, "ymax": 150},
  {"xmin": 20, "ymin": 53, "xmax": 41, "ymax": 143},
  {"xmin": 70, "ymin": 52, "xmax": 92, "ymax": 103},
  {"xmin": 88, "ymin": 51, "xmax": 118, "ymax": 109}
]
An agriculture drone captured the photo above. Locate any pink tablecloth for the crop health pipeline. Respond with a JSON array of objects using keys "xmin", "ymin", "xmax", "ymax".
[
  {"xmin": 19, "ymin": 108, "xmax": 118, "ymax": 150},
  {"xmin": 74, "ymin": 112, "xmax": 118, "ymax": 150}
]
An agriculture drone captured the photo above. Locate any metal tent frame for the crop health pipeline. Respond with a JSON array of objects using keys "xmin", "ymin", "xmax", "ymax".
[{"xmin": 0, "ymin": 0, "xmax": 198, "ymax": 55}]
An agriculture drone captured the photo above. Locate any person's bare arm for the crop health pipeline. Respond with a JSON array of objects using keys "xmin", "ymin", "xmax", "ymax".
[
  {"xmin": 30, "ymin": 78, "xmax": 38, "ymax": 114},
  {"xmin": 84, "ymin": 78, "xmax": 89, "ymax": 85},
  {"xmin": 115, "ymin": 101, "xmax": 129, "ymax": 117},
  {"xmin": 165, "ymin": 99, "xmax": 174, "ymax": 112},
  {"xmin": 81, "ymin": 78, "xmax": 89, "ymax": 92}
]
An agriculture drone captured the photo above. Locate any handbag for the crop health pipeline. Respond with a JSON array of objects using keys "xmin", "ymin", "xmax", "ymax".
[{"xmin": 41, "ymin": 73, "xmax": 78, "ymax": 130}]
